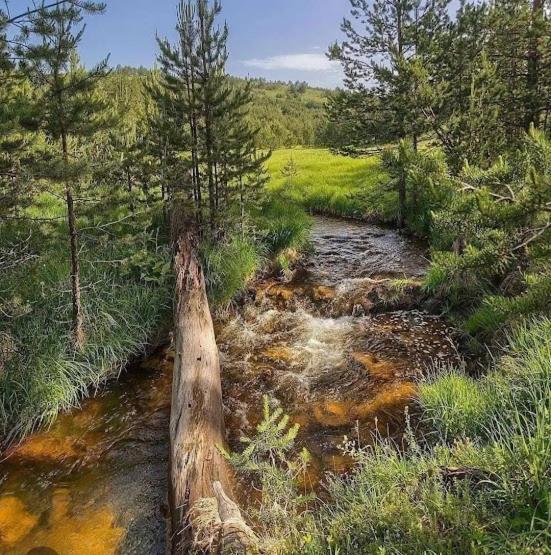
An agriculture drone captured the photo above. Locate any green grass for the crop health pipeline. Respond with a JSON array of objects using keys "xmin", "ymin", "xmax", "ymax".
[
  {"xmin": 0, "ymin": 191, "xmax": 172, "ymax": 441},
  {"xmin": 201, "ymin": 236, "xmax": 262, "ymax": 307},
  {"xmin": 201, "ymin": 197, "xmax": 312, "ymax": 307},
  {"xmin": 254, "ymin": 198, "xmax": 312, "ymax": 268},
  {"xmin": 266, "ymin": 148, "xmax": 391, "ymax": 220},
  {"xmin": 0, "ymin": 176, "xmax": 313, "ymax": 439}
]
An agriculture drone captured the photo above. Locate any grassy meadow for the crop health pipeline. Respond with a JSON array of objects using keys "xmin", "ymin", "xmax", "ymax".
[{"xmin": 266, "ymin": 148, "xmax": 392, "ymax": 220}]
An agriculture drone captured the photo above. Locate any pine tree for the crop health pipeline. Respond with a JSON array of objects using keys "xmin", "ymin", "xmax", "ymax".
[
  {"xmin": 154, "ymin": 0, "xmax": 268, "ymax": 239},
  {"xmin": 0, "ymin": 6, "xmax": 38, "ymax": 216},
  {"xmin": 418, "ymin": 0, "xmax": 551, "ymax": 169},
  {"xmin": 329, "ymin": 0, "xmax": 451, "ymax": 227},
  {"xmin": 215, "ymin": 81, "xmax": 269, "ymax": 234},
  {"xmin": 143, "ymin": 72, "xmax": 181, "ymax": 204},
  {"xmin": 486, "ymin": 0, "xmax": 550, "ymax": 134},
  {"xmin": 0, "ymin": 69, "xmax": 38, "ymax": 217},
  {"xmin": 0, "ymin": 10, "xmax": 9, "ymax": 71},
  {"xmin": 16, "ymin": 1, "xmax": 109, "ymax": 350},
  {"xmin": 281, "ymin": 156, "xmax": 298, "ymax": 188}
]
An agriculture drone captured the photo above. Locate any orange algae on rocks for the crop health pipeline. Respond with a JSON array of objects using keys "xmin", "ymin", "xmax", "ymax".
[
  {"xmin": 311, "ymin": 285, "xmax": 337, "ymax": 301},
  {"xmin": 0, "ymin": 496, "xmax": 38, "ymax": 546},
  {"xmin": 262, "ymin": 345, "xmax": 295, "ymax": 363},
  {"xmin": 312, "ymin": 401, "xmax": 351, "ymax": 427},
  {"xmin": 351, "ymin": 352, "xmax": 400, "ymax": 380},
  {"xmin": 0, "ymin": 489, "xmax": 124, "ymax": 555},
  {"xmin": 352, "ymin": 382, "xmax": 417, "ymax": 422}
]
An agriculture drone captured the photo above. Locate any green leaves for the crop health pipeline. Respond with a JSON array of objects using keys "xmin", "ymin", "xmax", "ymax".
[
  {"xmin": 224, "ymin": 395, "xmax": 302, "ymax": 473},
  {"xmin": 121, "ymin": 247, "xmax": 171, "ymax": 284}
]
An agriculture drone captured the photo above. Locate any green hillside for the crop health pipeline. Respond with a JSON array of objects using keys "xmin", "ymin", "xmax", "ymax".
[{"xmin": 100, "ymin": 68, "xmax": 330, "ymax": 149}]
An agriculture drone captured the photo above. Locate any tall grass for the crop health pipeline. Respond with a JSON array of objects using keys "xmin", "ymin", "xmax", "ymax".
[
  {"xmin": 201, "ymin": 197, "xmax": 312, "ymax": 307},
  {"xmin": 1, "ymin": 179, "xmax": 313, "ymax": 439},
  {"xmin": 266, "ymin": 148, "xmax": 391, "ymax": 220},
  {"xmin": 254, "ymin": 197, "xmax": 312, "ymax": 267},
  {"xmin": 0, "ymin": 195, "xmax": 172, "ymax": 441},
  {"xmin": 201, "ymin": 236, "xmax": 262, "ymax": 307}
]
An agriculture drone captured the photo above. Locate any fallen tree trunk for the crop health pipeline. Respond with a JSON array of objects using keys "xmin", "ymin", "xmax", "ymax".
[{"xmin": 170, "ymin": 222, "xmax": 257, "ymax": 554}]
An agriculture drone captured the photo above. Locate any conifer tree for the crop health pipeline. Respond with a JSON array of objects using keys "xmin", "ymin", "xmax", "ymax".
[
  {"xmin": 281, "ymin": 156, "xmax": 298, "ymax": 188},
  {"xmin": 154, "ymin": 0, "xmax": 268, "ymax": 238},
  {"xmin": 329, "ymin": 0, "xmax": 451, "ymax": 227},
  {"xmin": 486, "ymin": 0, "xmax": 550, "ymax": 134},
  {"xmin": 0, "ymin": 10, "xmax": 9, "ymax": 70},
  {"xmin": 0, "ymin": 7, "xmax": 37, "ymax": 216},
  {"xmin": 16, "ymin": 1, "xmax": 109, "ymax": 350},
  {"xmin": 0, "ymin": 68, "xmax": 37, "ymax": 217}
]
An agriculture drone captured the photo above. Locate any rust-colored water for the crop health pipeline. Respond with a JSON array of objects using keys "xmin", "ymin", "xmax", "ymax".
[
  {"xmin": 0, "ymin": 216, "xmax": 460, "ymax": 554},
  {"xmin": 219, "ymin": 217, "xmax": 460, "ymax": 482},
  {"xmin": 0, "ymin": 351, "xmax": 173, "ymax": 554}
]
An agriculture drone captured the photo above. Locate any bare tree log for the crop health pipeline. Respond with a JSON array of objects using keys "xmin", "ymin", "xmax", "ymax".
[
  {"xmin": 170, "ymin": 221, "xmax": 257, "ymax": 554},
  {"xmin": 213, "ymin": 481, "xmax": 258, "ymax": 554}
]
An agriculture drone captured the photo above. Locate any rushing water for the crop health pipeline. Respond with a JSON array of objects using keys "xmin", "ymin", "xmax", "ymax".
[{"xmin": 0, "ymin": 216, "xmax": 460, "ymax": 554}]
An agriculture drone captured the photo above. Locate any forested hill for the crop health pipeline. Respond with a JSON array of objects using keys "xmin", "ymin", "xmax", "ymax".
[{"xmin": 100, "ymin": 66, "xmax": 329, "ymax": 149}]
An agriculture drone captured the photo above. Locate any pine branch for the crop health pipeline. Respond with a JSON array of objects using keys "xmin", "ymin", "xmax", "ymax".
[{"xmin": 4, "ymin": 1, "xmax": 99, "ymax": 25}]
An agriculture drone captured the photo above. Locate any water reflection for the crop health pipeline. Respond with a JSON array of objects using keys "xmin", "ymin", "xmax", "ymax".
[{"xmin": 0, "ymin": 351, "xmax": 172, "ymax": 554}]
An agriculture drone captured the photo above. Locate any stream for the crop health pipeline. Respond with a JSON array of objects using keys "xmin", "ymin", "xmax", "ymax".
[{"xmin": 0, "ymin": 216, "xmax": 461, "ymax": 554}]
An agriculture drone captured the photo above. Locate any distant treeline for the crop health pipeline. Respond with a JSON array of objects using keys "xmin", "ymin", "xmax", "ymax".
[{"xmin": 101, "ymin": 66, "xmax": 330, "ymax": 149}]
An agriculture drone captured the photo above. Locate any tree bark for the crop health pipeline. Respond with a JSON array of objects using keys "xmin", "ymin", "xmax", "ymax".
[
  {"xmin": 61, "ymin": 126, "xmax": 84, "ymax": 351},
  {"xmin": 170, "ymin": 222, "xmax": 257, "ymax": 554},
  {"xmin": 65, "ymin": 185, "xmax": 84, "ymax": 350},
  {"xmin": 127, "ymin": 167, "xmax": 135, "ymax": 215},
  {"xmin": 525, "ymin": 0, "xmax": 544, "ymax": 130}
]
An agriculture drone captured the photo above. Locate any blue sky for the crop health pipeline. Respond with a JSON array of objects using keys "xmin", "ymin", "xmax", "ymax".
[{"xmin": 6, "ymin": 0, "xmax": 349, "ymax": 87}]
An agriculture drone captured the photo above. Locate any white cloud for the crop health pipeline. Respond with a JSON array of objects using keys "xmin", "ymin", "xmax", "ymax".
[{"xmin": 242, "ymin": 53, "xmax": 339, "ymax": 72}]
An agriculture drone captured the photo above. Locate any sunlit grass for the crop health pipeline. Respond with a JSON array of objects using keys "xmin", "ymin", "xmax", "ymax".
[
  {"xmin": 201, "ymin": 197, "xmax": 312, "ymax": 307},
  {"xmin": 266, "ymin": 148, "xmax": 391, "ymax": 220},
  {"xmin": 201, "ymin": 236, "xmax": 262, "ymax": 307}
]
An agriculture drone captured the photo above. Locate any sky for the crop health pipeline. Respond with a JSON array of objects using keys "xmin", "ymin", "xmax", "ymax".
[{"xmin": 6, "ymin": 0, "xmax": 349, "ymax": 87}]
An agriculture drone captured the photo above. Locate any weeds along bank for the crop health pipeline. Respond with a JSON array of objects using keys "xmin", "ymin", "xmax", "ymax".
[
  {"xmin": 201, "ymin": 199, "xmax": 312, "ymax": 307},
  {"xmin": 0, "ymin": 191, "xmax": 173, "ymax": 441},
  {"xmin": 232, "ymin": 319, "xmax": 549, "ymax": 554},
  {"xmin": 0, "ymin": 189, "xmax": 311, "ymax": 442}
]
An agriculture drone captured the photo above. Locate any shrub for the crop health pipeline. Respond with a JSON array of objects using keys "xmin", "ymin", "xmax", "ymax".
[{"xmin": 466, "ymin": 273, "xmax": 551, "ymax": 335}]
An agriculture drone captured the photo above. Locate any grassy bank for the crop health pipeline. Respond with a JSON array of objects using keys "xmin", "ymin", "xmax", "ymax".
[
  {"xmin": 0, "ymin": 192, "xmax": 172, "ymax": 441},
  {"xmin": 201, "ymin": 198, "xmax": 312, "ymax": 307},
  {"xmin": 0, "ymin": 189, "xmax": 311, "ymax": 441},
  {"xmin": 266, "ymin": 148, "xmax": 391, "ymax": 220}
]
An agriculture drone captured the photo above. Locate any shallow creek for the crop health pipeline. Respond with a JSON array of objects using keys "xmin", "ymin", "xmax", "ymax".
[{"xmin": 0, "ymin": 216, "xmax": 461, "ymax": 554}]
